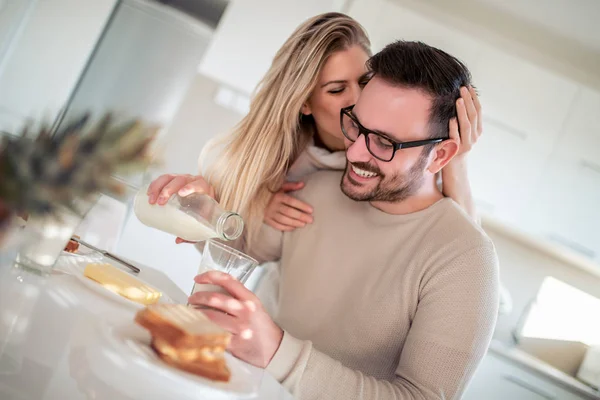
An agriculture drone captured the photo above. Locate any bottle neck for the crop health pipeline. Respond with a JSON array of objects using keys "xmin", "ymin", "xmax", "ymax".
[{"xmin": 216, "ymin": 212, "xmax": 244, "ymax": 241}]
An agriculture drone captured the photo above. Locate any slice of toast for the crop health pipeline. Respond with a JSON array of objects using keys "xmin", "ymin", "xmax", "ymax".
[
  {"xmin": 151, "ymin": 339, "xmax": 231, "ymax": 382},
  {"xmin": 135, "ymin": 304, "xmax": 231, "ymax": 351},
  {"xmin": 152, "ymin": 337, "xmax": 226, "ymax": 363},
  {"xmin": 136, "ymin": 305, "xmax": 232, "ymax": 382}
]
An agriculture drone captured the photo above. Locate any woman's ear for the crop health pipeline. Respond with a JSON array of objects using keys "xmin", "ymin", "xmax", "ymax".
[{"xmin": 301, "ymin": 102, "xmax": 312, "ymax": 116}]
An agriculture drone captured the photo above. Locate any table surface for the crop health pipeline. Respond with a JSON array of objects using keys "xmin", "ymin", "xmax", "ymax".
[{"xmin": 0, "ymin": 252, "xmax": 293, "ymax": 400}]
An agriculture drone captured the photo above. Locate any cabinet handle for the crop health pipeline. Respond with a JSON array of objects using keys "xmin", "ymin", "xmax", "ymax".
[
  {"xmin": 503, "ymin": 375, "xmax": 556, "ymax": 399},
  {"xmin": 581, "ymin": 159, "xmax": 600, "ymax": 176}
]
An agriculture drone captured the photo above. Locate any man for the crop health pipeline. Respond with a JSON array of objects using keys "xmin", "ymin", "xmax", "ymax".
[{"xmin": 166, "ymin": 41, "xmax": 498, "ymax": 399}]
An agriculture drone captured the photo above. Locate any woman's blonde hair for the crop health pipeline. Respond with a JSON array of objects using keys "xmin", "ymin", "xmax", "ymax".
[{"xmin": 202, "ymin": 12, "xmax": 370, "ymax": 249}]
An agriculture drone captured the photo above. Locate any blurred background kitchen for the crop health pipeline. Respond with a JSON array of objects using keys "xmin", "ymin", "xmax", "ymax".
[{"xmin": 1, "ymin": 0, "xmax": 599, "ymax": 398}]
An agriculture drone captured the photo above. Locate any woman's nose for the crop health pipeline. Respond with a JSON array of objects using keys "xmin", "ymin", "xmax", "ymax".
[{"xmin": 342, "ymin": 83, "xmax": 362, "ymax": 109}]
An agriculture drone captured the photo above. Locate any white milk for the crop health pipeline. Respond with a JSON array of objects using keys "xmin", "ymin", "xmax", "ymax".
[
  {"xmin": 191, "ymin": 283, "xmax": 228, "ymax": 295},
  {"xmin": 133, "ymin": 193, "xmax": 218, "ymax": 242}
]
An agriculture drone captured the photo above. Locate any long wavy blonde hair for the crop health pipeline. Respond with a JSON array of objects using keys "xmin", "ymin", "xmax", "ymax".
[{"xmin": 202, "ymin": 12, "xmax": 370, "ymax": 249}]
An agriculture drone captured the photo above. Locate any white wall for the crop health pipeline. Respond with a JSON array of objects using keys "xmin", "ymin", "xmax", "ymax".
[
  {"xmin": 0, "ymin": 0, "xmax": 117, "ymax": 133},
  {"xmin": 199, "ymin": 0, "xmax": 344, "ymax": 94}
]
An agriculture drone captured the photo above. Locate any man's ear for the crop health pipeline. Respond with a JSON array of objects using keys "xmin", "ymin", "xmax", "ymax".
[
  {"xmin": 301, "ymin": 101, "xmax": 312, "ymax": 116},
  {"xmin": 427, "ymin": 139, "xmax": 459, "ymax": 174}
]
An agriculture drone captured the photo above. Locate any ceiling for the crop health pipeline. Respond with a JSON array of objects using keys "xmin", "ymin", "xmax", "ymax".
[
  {"xmin": 474, "ymin": 0, "xmax": 600, "ymax": 53},
  {"xmin": 392, "ymin": 0, "xmax": 600, "ymax": 90}
]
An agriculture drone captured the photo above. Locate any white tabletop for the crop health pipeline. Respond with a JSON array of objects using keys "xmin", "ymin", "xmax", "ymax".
[{"xmin": 0, "ymin": 252, "xmax": 293, "ymax": 400}]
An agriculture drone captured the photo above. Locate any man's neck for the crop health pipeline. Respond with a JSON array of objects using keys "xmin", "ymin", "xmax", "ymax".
[{"xmin": 370, "ymin": 178, "xmax": 444, "ymax": 215}]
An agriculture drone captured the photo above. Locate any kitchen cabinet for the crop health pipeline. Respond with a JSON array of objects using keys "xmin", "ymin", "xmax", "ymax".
[
  {"xmin": 552, "ymin": 88, "xmax": 600, "ymax": 166},
  {"xmin": 0, "ymin": 0, "xmax": 117, "ymax": 133},
  {"xmin": 53, "ymin": 0, "xmax": 213, "ymax": 192},
  {"xmin": 57, "ymin": 0, "xmax": 212, "ymax": 129},
  {"xmin": 521, "ymin": 157, "xmax": 600, "ymax": 261},
  {"xmin": 469, "ymin": 46, "xmax": 579, "ymax": 158},
  {"xmin": 519, "ymin": 87, "xmax": 600, "ymax": 261},
  {"xmin": 468, "ymin": 123, "xmax": 547, "ymax": 226},
  {"xmin": 465, "ymin": 353, "xmax": 587, "ymax": 400}
]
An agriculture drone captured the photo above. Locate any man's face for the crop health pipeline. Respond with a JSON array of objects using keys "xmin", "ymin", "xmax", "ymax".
[{"xmin": 341, "ymin": 76, "xmax": 434, "ymax": 202}]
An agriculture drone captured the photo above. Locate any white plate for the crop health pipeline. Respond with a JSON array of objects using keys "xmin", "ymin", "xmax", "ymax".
[
  {"xmin": 96, "ymin": 321, "xmax": 261, "ymax": 399},
  {"xmin": 59, "ymin": 260, "xmax": 175, "ymax": 309}
]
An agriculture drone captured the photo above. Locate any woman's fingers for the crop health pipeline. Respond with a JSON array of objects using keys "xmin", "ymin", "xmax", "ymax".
[
  {"xmin": 468, "ymin": 85, "xmax": 483, "ymax": 136},
  {"xmin": 147, "ymin": 174, "xmax": 175, "ymax": 204},
  {"xmin": 157, "ymin": 175, "xmax": 191, "ymax": 205}
]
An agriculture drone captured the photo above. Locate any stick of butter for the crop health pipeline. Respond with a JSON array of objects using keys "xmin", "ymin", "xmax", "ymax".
[{"xmin": 84, "ymin": 263, "xmax": 162, "ymax": 305}]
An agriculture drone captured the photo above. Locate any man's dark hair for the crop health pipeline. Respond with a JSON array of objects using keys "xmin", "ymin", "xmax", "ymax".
[{"xmin": 367, "ymin": 40, "xmax": 473, "ymax": 140}]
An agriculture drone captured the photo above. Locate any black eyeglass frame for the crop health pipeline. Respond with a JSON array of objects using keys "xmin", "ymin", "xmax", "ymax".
[{"xmin": 340, "ymin": 105, "xmax": 448, "ymax": 162}]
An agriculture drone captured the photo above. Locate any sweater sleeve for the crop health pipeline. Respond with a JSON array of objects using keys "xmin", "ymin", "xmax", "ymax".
[{"xmin": 265, "ymin": 243, "xmax": 499, "ymax": 400}]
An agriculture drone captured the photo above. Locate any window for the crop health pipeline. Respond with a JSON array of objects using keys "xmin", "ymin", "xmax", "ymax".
[{"xmin": 520, "ymin": 276, "xmax": 600, "ymax": 346}]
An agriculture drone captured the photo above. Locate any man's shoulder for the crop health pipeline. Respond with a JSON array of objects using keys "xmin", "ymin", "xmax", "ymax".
[
  {"xmin": 429, "ymin": 199, "xmax": 497, "ymax": 264},
  {"xmin": 418, "ymin": 201, "xmax": 499, "ymax": 294},
  {"xmin": 437, "ymin": 199, "xmax": 490, "ymax": 243}
]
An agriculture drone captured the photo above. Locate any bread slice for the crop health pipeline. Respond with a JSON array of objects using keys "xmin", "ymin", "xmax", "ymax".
[
  {"xmin": 151, "ymin": 339, "xmax": 231, "ymax": 382},
  {"xmin": 135, "ymin": 304, "xmax": 231, "ymax": 349},
  {"xmin": 152, "ymin": 337, "xmax": 226, "ymax": 363},
  {"xmin": 136, "ymin": 305, "xmax": 232, "ymax": 382}
]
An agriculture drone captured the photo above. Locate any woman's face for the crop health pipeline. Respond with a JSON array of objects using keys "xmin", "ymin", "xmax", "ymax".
[{"xmin": 302, "ymin": 45, "xmax": 371, "ymax": 151}]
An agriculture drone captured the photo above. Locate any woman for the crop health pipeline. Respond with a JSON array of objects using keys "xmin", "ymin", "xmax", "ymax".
[{"xmin": 148, "ymin": 12, "xmax": 482, "ymax": 252}]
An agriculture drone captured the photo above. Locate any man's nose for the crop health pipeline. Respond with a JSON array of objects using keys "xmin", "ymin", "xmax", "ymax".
[{"xmin": 346, "ymin": 133, "xmax": 372, "ymax": 163}]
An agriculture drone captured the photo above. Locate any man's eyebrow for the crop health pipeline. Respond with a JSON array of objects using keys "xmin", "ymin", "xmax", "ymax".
[
  {"xmin": 321, "ymin": 80, "xmax": 347, "ymax": 88},
  {"xmin": 352, "ymin": 110, "xmax": 400, "ymax": 142}
]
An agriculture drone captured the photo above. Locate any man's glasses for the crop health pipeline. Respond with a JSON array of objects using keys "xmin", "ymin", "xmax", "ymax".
[{"xmin": 340, "ymin": 105, "xmax": 448, "ymax": 162}]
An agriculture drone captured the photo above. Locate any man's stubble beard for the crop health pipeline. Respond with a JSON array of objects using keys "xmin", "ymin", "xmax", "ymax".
[{"xmin": 340, "ymin": 151, "xmax": 429, "ymax": 202}]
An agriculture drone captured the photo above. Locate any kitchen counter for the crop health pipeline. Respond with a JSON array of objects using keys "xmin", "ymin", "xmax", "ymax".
[{"xmin": 489, "ymin": 340, "xmax": 600, "ymax": 400}]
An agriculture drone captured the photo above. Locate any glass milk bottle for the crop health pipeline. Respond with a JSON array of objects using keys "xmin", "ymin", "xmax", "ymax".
[{"xmin": 133, "ymin": 187, "xmax": 243, "ymax": 242}]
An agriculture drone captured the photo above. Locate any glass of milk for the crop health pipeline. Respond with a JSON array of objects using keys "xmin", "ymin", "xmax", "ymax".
[
  {"xmin": 133, "ymin": 186, "xmax": 244, "ymax": 242},
  {"xmin": 191, "ymin": 239, "xmax": 258, "ymax": 296}
]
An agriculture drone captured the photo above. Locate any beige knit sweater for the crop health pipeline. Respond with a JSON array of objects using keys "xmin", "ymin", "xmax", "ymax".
[{"xmin": 249, "ymin": 170, "xmax": 499, "ymax": 400}]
